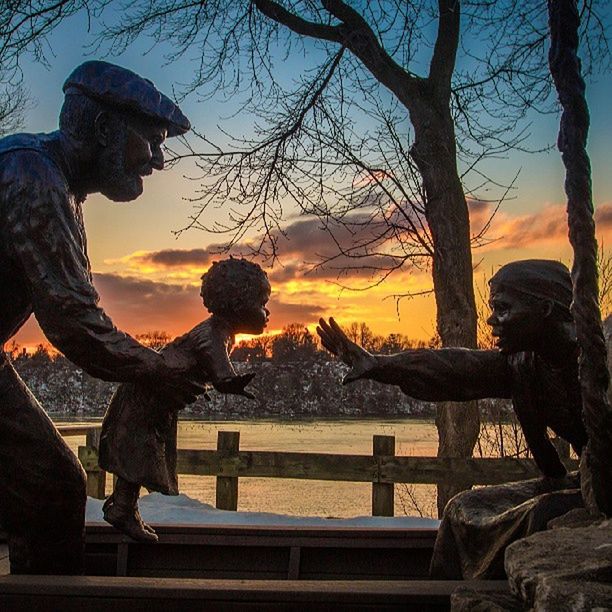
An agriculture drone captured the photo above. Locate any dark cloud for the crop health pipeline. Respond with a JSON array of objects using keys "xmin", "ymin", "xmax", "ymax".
[
  {"xmin": 265, "ymin": 254, "xmax": 413, "ymax": 284},
  {"xmin": 468, "ymin": 199, "xmax": 496, "ymax": 230},
  {"xmin": 144, "ymin": 248, "xmax": 215, "ymax": 267},
  {"xmin": 123, "ymin": 213, "xmax": 427, "ymax": 284},
  {"xmin": 267, "ymin": 299, "xmax": 325, "ymax": 328},
  {"xmin": 468, "ymin": 199, "xmax": 490, "ymax": 212},
  {"xmin": 120, "ymin": 200, "xmax": 612, "ymax": 285}
]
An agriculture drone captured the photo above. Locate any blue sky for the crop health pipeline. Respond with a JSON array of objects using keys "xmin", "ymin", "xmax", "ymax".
[{"xmin": 10, "ymin": 3, "xmax": 612, "ymax": 346}]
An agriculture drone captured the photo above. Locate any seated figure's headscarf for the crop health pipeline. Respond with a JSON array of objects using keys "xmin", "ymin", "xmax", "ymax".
[{"xmin": 489, "ymin": 259, "xmax": 573, "ymax": 322}]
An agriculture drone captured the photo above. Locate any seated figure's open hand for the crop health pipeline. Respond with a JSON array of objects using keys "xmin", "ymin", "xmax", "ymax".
[{"xmin": 316, "ymin": 317, "xmax": 377, "ymax": 384}]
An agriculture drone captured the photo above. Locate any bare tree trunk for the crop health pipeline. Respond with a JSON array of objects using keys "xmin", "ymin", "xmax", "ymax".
[
  {"xmin": 548, "ymin": 0, "xmax": 612, "ymax": 517},
  {"xmin": 411, "ymin": 98, "xmax": 480, "ymax": 516},
  {"xmin": 253, "ymin": 0, "xmax": 481, "ymax": 517}
]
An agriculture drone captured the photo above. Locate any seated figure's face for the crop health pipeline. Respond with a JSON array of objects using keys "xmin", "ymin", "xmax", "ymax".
[
  {"xmin": 487, "ymin": 286, "xmax": 547, "ymax": 353},
  {"xmin": 98, "ymin": 113, "xmax": 167, "ymax": 202}
]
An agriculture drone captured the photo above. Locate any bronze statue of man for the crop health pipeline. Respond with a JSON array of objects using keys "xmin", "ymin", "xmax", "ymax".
[
  {"xmin": 0, "ymin": 61, "xmax": 207, "ymax": 574},
  {"xmin": 318, "ymin": 259, "xmax": 588, "ymax": 578}
]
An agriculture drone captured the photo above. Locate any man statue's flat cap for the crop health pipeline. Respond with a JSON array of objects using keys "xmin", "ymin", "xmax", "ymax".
[{"xmin": 63, "ymin": 60, "xmax": 190, "ymax": 137}]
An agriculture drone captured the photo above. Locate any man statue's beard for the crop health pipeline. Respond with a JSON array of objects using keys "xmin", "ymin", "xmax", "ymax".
[{"xmin": 98, "ymin": 126, "xmax": 144, "ymax": 202}]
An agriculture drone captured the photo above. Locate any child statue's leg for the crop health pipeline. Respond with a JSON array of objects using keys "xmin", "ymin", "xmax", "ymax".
[{"xmin": 103, "ymin": 477, "xmax": 158, "ymax": 543}]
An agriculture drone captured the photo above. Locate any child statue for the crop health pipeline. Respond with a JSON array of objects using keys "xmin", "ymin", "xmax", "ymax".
[{"xmin": 99, "ymin": 258, "xmax": 271, "ymax": 542}]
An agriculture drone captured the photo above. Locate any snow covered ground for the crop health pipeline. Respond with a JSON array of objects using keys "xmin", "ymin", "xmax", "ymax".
[{"xmin": 86, "ymin": 493, "xmax": 440, "ymax": 528}]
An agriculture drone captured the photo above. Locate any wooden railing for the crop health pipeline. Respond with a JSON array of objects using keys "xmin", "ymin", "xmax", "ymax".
[{"xmin": 59, "ymin": 425, "xmax": 578, "ymax": 517}]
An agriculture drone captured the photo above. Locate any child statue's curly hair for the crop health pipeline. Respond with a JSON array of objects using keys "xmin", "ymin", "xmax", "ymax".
[{"xmin": 200, "ymin": 258, "xmax": 270, "ymax": 315}]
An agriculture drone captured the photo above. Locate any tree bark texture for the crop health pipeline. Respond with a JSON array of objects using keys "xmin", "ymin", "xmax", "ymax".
[
  {"xmin": 410, "ymin": 93, "xmax": 480, "ymax": 518},
  {"xmin": 548, "ymin": 0, "xmax": 612, "ymax": 516},
  {"xmin": 341, "ymin": 0, "xmax": 480, "ymax": 516},
  {"xmin": 336, "ymin": 0, "xmax": 481, "ymax": 516}
]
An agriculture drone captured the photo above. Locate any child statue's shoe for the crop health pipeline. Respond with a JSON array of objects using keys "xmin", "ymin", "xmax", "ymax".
[{"xmin": 102, "ymin": 493, "xmax": 159, "ymax": 543}]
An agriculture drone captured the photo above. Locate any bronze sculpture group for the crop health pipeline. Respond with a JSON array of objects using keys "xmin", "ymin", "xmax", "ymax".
[{"xmin": 0, "ymin": 61, "xmax": 595, "ymax": 578}]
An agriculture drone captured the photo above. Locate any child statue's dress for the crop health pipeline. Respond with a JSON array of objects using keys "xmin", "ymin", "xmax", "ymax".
[{"xmin": 99, "ymin": 317, "xmax": 235, "ymax": 495}]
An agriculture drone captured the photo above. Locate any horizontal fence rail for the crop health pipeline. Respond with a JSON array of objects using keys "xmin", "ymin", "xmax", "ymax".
[{"xmin": 61, "ymin": 426, "xmax": 579, "ymax": 517}]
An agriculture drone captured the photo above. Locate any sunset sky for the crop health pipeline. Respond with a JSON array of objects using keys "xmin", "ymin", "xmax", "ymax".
[{"xmin": 10, "ymin": 6, "xmax": 612, "ymax": 349}]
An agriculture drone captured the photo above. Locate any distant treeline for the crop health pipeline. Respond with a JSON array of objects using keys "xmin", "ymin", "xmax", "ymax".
[{"xmin": 6, "ymin": 323, "xmax": 442, "ymax": 419}]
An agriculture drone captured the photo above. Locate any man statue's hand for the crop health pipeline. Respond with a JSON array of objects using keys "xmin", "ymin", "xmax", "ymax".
[
  {"xmin": 316, "ymin": 317, "xmax": 377, "ymax": 384},
  {"xmin": 213, "ymin": 373, "xmax": 256, "ymax": 399}
]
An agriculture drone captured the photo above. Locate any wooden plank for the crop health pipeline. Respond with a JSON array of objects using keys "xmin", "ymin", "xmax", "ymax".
[
  {"xmin": 85, "ymin": 525, "xmax": 439, "ymax": 566},
  {"xmin": 78, "ymin": 446, "xmax": 107, "ymax": 499},
  {"xmin": 177, "ymin": 450, "xmax": 378, "ymax": 482},
  {"xmin": 0, "ymin": 575, "xmax": 510, "ymax": 601},
  {"xmin": 85, "ymin": 523, "xmax": 439, "ymax": 545},
  {"xmin": 77, "ymin": 437, "xmax": 576, "ymax": 489},
  {"xmin": 177, "ymin": 450, "xmax": 578, "ymax": 485},
  {"xmin": 0, "ymin": 574, "xmax": 511, "ymax": 612},
  {"xmin": 298, "ymin": 546, "xmax": 433, "ymax": 580},
  {"xmin": 216, "ymin": 431, "xmax": 240, "ymax": 511},
  {"xmin": 380, "ymin": 456, "xmax": 580, "ymax": 485},
  {"xmin": 126, "ymin": 543, "xmax": 290, "ymax": 573},
  {"xmin": 372, "ymin": 435, "xmax": 395, "ymax": 517},
  {"xmin": 69, "ymin": 427, "xmax": 578, "ymax": 493},
  {"xmin": 83, "ymin": 528, "xmax": 439, "ymax": 580},
  {"xmin": 57, "ymin": 425, "xmax": 101, "ymax": 437},
  {"xmin": 83, "ymin": 524, "xmax": 439, "ymax": 580},
  {"xmin": 0, "ymin": 596, "xmax": 423, "ymax": 611},
  {"xmin": 288, "ymin": 546, "xmax": 301, "ymax": 579}
]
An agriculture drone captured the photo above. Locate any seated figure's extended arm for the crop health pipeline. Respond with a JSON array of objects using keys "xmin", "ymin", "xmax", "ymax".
[
  {"xmin": 369, "ymin": 348, "xmax": 513, "ymax": 402},
  {"xmin": 317, "ymin": 317, "xmax": 512, "ymax": 402},
  {"xmin": 5, "ymin": 152, "xmax": 165, "ymax": 382}
]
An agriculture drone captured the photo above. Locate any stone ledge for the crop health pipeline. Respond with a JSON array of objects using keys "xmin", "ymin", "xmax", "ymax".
[{"xmin": 505, "ymin": 518, "xmax": 612, "ymax": 611}]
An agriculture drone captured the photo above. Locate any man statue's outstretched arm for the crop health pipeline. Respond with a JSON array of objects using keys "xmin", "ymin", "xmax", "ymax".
[{"xmin": 7, "ymin": 156, "xmax": 201, "ymax": 401}]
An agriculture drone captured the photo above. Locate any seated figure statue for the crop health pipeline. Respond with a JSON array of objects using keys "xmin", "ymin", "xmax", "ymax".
[
  {"xmin": 99, "ymin": 258, "xmax": 271, "ymax": 542},
  {"xmin": 317, "ymin": 259, "xmax": 588, "ymax": 579}
]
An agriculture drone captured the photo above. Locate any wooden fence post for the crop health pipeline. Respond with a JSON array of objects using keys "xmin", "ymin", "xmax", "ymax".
[
  {"xmin": 79, "ymin": 428, "xmax": 106, "ymax": 500},
  {"xmin": 372, "ymin": 434, "xmax": 395, "ymax": 517},
  {"xmin": 216, "ymin": 431, "xmax": 240, "ymax": 511}
]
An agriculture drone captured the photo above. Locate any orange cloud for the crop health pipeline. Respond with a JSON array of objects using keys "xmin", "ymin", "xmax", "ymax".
[
  {"xmin": 114, "ymin": 200, "xmax": 612, "ymax": 287},
  {"xmin": 470, "ymin": 201, "xmax": 612, "ymax": 251},
  {"xmin": 99, "ymin": 201, "xmax": 612, "ymax": 337},
  {"xmin": 18, "ymin": 200, "xmax": 612, "ymax": 351},
  {"xmin": 13, "ymin": 267, "xmax": 434, "ymax": 351}
]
